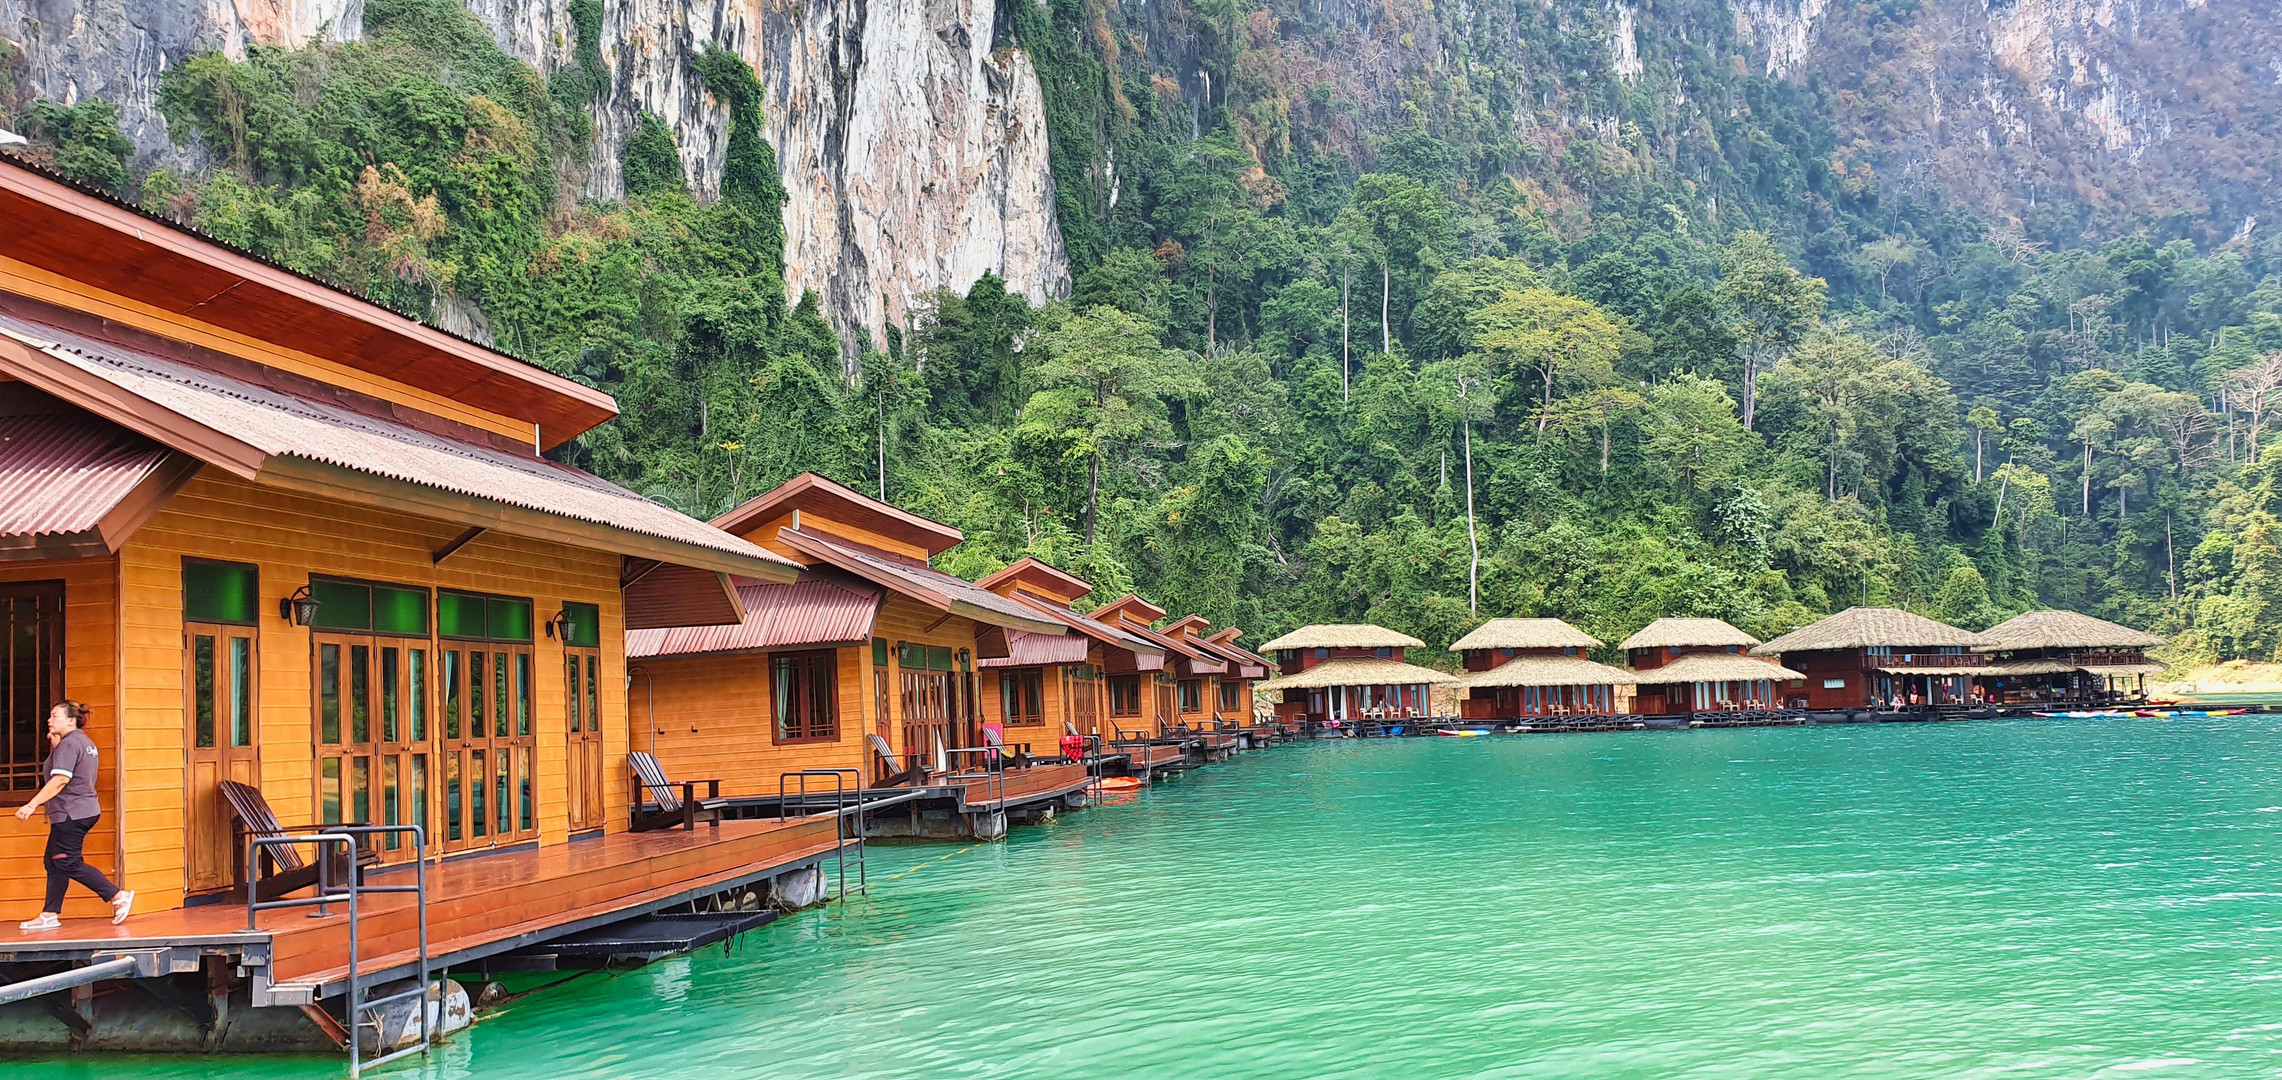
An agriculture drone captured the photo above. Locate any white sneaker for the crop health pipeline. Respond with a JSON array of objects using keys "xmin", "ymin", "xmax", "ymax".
[
  {"xmin": 18, "ymin": 913, "xmax": 58, "ymax": 932},
  {"xmin": 111, "ymin": 890, "xmax": 133, "ymax": 925}
]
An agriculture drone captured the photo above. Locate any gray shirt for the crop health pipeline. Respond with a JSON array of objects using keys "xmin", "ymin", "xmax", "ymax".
[{"xmin": 43, "ymin": 730, "xmax": 100, "ymax": 823}]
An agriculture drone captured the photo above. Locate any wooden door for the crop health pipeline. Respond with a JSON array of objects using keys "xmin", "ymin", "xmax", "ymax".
[
  {"xmin": 900, "ymin": 670, "xmax": 949, "ymax": 773},
  {"xmin": 564, "ymin": 649, "xmax": 602, "ymax": 832},
  {"xmin": 186, "ymin": 622, "xmax": 257, "ymax": 894},
  {"xmin": 372, "ymin": 638, "xmax": 429, "ymax": 860},
  {"xmin": 438, "ymin": 642, "xmax": 537, "ymax": 852},
  {"xmin": 312, "ymin": 632, "xmax": 377, "ymax": 836}
]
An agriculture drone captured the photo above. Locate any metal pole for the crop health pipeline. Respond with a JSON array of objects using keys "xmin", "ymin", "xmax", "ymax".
[{"xmin": 0, "ymin": 956, "xmax": 138, "ymax": 1006}]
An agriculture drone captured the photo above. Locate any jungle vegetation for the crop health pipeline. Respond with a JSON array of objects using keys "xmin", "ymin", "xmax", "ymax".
[{"xmin": 16, "ymin": 0, "xmax": 2282, "ymax": 663}]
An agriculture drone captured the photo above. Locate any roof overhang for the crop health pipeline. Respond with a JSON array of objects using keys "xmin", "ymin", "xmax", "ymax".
[
  {"xmin": 778, "ymin": 528, "xmax": 1065, "ymax": 636},
  {"xmin": 714, "ymin": 472, "xmax": 963, "ymax": 555},
  {"xmin": 0, "ymin": 329, "xmax": 797, "ymax": 592},
  {"xmin": 0, "ymin": 156, "xmax": 615, "ymax": 446}
]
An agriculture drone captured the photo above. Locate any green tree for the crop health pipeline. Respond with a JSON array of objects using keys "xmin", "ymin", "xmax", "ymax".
[
  {"xmin": 1026, "ymin": 306, "xmax": 1206, "ymax": 545},
  {"xmin": 1716, "ymin": 232, "xmax": 1827, "ymax": 431}
]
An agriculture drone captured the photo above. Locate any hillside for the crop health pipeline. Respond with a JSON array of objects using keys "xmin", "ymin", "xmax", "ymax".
[{"xmin": 5, "ymin": 0, "xmax": 2280, "ymax": 658}]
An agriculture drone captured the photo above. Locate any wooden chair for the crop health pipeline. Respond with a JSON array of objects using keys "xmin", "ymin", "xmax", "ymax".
[
  {"xmin": 870, "ymin": 734, "xmax": 926, "ymax": 787},
  {"xmin": 220, "ymin": 780, "xmax": 379, "ymax": 903},
  {"xmin": 627, "ymin": 751, "xmax": 724, "ymax": 832}
]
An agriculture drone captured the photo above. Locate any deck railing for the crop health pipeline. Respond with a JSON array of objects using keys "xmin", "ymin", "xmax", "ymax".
[{"xmin": 245, "ymin": 824, "xmax": 430, "ymax": 1078}]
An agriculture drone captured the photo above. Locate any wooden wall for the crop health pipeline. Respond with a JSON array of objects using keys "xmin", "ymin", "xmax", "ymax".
[
  {"xmin": 635, "ymin": 651, "xmax": 869, "ymax": 796},
  {"xmin": 108, "ymin": 470, "xmax": 626, "ymax": 913},
  {"xmin": 0, "ymin": 556, "xmax": 119, "ymax": 918}
]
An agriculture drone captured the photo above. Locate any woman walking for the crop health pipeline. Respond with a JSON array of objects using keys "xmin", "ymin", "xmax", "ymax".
[{"xmin": 14, "ymin": 701, "xmax": 131, "ymax": 931}]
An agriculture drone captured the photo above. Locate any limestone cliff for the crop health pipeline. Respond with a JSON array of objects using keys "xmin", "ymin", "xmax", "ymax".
[{"xmin": 0, "ymin": 0, "xmax": 1067, "ymax": 355}]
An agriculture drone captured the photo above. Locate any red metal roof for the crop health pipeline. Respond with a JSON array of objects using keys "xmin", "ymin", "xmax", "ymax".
[
  {"xmin": 627, "ymin": 577, "xmax": 881, "ymax": 659},
  {"xmin": 1011, "ymin": 594, "xmax": 1167, "ymax": 669},
  {"xmin": 778, "ymin": 528, "xmax": 1066, "ymax": 635},
  {"xmin": 0, "ymin": 308, "xmax": 798, "ymax": 583},
  {"xmin": 0, "ymin": 411, "xmax": 171, "ymax": 542},
  {"xmin": 975, "ymin": 630, "xmax": 1092, "ymax": 668}
]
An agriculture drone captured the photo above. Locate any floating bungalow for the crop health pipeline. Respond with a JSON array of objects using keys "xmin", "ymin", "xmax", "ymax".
[
  {"xmin": 1449, "ymin": 618, "xmax": 1636, "ymax": 718},
  {"xmin": 1621, "ymin": 618, "xmax": 1804, "ymax": 715},
  {"xmin": 627, "ymin": 474, "xmax": 1094, "ymax": 839},
  {"xmin": 1255, "ymin": 625, "xmax": 1455, "ymax": 729},
  {"xmin": 1203, "ymin": 626, "xmax": 1278, "ymax": 737},
  {"xmin": 1752, "ymin": 607, "xmax": 1994, "ymax": 709},
  {"xmin": 1973, "ymin": 610, "xmax": 2165, "ymax": 705},
  {"xmin": 975, "ymin": 561, "xmax": 1170, "ymax": 761},
  {"xmin": 0, "ymin": 156, "xmax": 850, "ymax": 1054}
]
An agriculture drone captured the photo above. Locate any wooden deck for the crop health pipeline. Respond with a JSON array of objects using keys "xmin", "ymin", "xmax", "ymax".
[
  {"xmin": 1122, "ymin": 744, "xmax": 1186, "ymax": 771},
  {"xmin": 948, "ymin": 761, "xmax": 1090, "ymax": 809},
  {"xmin": 0, "ymin": 815, "xmax": 842, "ymax": 998}
]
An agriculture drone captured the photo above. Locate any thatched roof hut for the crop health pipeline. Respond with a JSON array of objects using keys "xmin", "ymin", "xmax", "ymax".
[
  {"xmin": 1257, "ymin": 624, "xmax": 1426, "ymax": 652},
  {"xmin": 1256, "ymin": 657, "xmax": 1456, "ymax": 692},
  {"xmin": 1752, "ymin": 607, "xmax": 1993, "ymax": 655},
  {"xmin": 1449, "ymin": 618, "xmax": 1602, "ymax": 651},
  {"xmin": 1456, "ymin": 654, "xmax": 1635, "ymax": 689},
  {"xmin": 1976, "ymin": 610, "xmax": 2165, "ymax": 652},
  {"xmin": 1617, "ymin": 617, "xmax": 1760, "ymax": 652},
  {"xmin": 1630, "ymin": 652, "xmax": 1803, "ymax": 685}
]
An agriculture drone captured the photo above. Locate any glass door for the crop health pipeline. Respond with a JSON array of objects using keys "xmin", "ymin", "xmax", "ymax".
[
  {"xmin": 309, "ymin": 579, "xmax": 432, "ymax": 861},
  {"xmin": 565, "ymin": 646, "xmax": 602, "ymax": 832},
  {"xmin": 438, "ymin": 591, "xmax": 535, "ymax": 852},
  {"xmin": 185, "ymin": 620, "xmax": 257, "ymax": 893}
]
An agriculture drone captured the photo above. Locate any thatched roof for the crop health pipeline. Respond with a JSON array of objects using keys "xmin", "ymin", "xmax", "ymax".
[
  {"xmin": 1752, "ymin": 607, "xmax": 1993, "ymax": 655},
  {"xmin": 1629, "ymin": 653, "xmax": 1802, "ymax": 684},
  {"xmin": 1448, "ymin": 618, "xmax": 1602, "ymax": 651},
  {"xmin": 1457, "ymin": 654, "xmax": 1636, "ymax": 689},
  {"xmin": 1617, "ymin": 617, "xmax": 1761, "ymax": 652},
  {"xmin": 1256, "ymin": 657, "xmax": 1456, "ymax": 692},
  {"xmin": 1979, "ymin": 658, "xmax": 2077, "ymax": 677},
  {"xmin": 1976, "ymin": 609, "xmax": 2165, "ymax": 652},
  {"xmin": 1256, "ymin": 624, "xmax": 1426, "ymax": 652}
]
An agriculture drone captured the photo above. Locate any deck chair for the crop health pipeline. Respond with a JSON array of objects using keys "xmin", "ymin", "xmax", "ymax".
[
  {"xmin": 869, "ymin": 734, "xmax": 924, "ymax": 787},
  {"xmin": 220, "ymin": 780, "xmax": 379, "ymax": 903},
  {"xmin": 627, "ymin": 751, "xmax": 724, "ymax": 832}
]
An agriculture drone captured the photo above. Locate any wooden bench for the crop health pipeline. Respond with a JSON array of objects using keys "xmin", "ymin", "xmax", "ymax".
[
  {"xmin": 869, "ymin": 734, "xmax": 925, "ymax": 787},
  {"xmin": 219, "ymin": 780, "xmax": 379, "ymax": 903},
  {"xmin": 627, "ymin": 751, "xmax": 724, "ymax": 832}
]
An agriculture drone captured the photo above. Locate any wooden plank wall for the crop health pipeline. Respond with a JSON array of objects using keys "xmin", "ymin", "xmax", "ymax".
[
  {"xmin": 635, "ymin": 651, "xmax": 868, "ymax": 796},
  {"xmin": 0, "ymin": 557, "xmax": 118, "ymax": 918},
  {"xmin": 113, "ymin": 470, "xmax": 626, "ymax": 913}
]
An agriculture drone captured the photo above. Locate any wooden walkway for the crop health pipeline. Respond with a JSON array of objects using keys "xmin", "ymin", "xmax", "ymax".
[{"xmin": 0, "ymin": 815, "xmax": 842, "ymax": 998}]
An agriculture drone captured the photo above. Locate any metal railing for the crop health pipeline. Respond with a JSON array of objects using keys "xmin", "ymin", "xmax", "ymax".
[
  {"xmin": 776, "ymin": 769, "xmax": 867, "ymax": 901},
  {"xmin": 941, "ymin": 746, "xmax": 1007, "ymax": 838},
  {"xmin": 245, "ymin": 825, "xmax": 430, "ymax": 1078},
  {"xmin": 1081, "ymin": 734, "xmax": 1105, "ymax": 802}
]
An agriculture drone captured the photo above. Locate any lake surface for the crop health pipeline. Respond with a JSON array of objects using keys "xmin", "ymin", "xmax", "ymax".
[{"xmin": 58, "ymin": 717, "xmax": 2282, "ymax": 1078}]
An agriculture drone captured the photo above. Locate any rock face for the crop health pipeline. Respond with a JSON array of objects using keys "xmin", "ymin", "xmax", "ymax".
[
  {"xmin": 0, "ymin": 0, "xmax": 1067, "ymax": 357},
  {"xmin": 580, "ymin": 0, "xmax": 1068, "ymax": 357}
]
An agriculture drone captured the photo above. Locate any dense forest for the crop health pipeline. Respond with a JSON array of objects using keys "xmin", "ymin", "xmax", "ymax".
[{"xmin": 13, "ymin": 0, "xmax": 2282, "ymax": 664}]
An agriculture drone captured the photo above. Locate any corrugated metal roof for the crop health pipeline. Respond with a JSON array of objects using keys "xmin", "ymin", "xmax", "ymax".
[
  {"xmin": 0, "ymin": 310, "xmax": 797, "ymax": 578},
  {"xmin": 1011, "ymin": 594, "xmax": 1167, "ymax": 666},
  {"xmin": 0, "ymin": 412, "xmax": 169, "ymax": 537},
  {"xmin": 627, "ymin": 577, "xmax": 881, "ymax": 659},
  {"xmin": 780, "ymin": 528, "xmax": 1065, "ymax": 634},
  {"xmin": 975, "ymin": 630, "xmax": 1091, "ymax": 668}
]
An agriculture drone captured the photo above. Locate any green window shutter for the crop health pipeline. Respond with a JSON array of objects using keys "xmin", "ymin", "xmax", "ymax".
[
  {"xmin": 374, "ymin": 586, "xmax": 430, "ymax": 636},
  {"xmin": 561, "ymin": 601, "xmax": 601, "ymax": 648},
  {"xmin": 308, "ymin": 579, "xmax": 372, "ymax": 631},
  {"xmin": 488, "ymin": 598, "xmax": 533, "ymax": 642},
  {"xmin": 438, "ymin": 592, "xmax": 487, "ymax": 639},
  {"xmin": 872, "ymin": 638, "xmax": 889, "ymax": 667},
  {"xmin": 183, "ymin": 559, "xmax": 258, "ymax": 624}
]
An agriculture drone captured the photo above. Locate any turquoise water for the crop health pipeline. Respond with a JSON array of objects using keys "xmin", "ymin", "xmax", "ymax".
[{"xmin": 52, "ymin": 717, "xmax": 2282, "ymax": 1078}]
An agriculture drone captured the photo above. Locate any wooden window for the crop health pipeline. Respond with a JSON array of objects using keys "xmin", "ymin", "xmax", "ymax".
[
  {"xmin": 1108, "ymin": 675, "xmax": 1142, "ymax": 718},
  {"xmin": 0, "ymin": 581, "xmax": 63, "ymax": 803},
  {"xmin": 1178, "ymin": 679, "xmax": 1202, "ymax": 713},
  {"xmin": 1000, "ymin": 670, "xmax": 1045, "ymax": 726},
  {"xmin": 435, "ymin": 588, "xmax": 534, "ymax": 851},
  {"xmin": 772, "ymin": 650, "xmax": 838, "ymax": 742},
  {"xmin": 1218, "ymin": 680, "xmax": 1240, "ymax": 712}
]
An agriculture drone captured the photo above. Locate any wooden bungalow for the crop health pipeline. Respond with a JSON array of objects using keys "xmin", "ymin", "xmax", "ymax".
[
  {"xmin": 1972, "ymin": 610, "xmax": 2165, "ymax": 705},
  {"xmin": 627, "ymin": 475, "xmax": 1094, "ymax": 835},
  {"xmin": 1449, "ymin": 618, "xmax": 1635, "ymax": 718},
  {"xmin": 975, "ymin": 561, "xmax": 1170, "ymax": 756},
  {"xmin": 0, "ymin": 156, "xmax": 847, "ymax": 1041},
  {"xmin": 1204, "ymin": 626, "xmax": 1277, "ymax": 733},
  {"xmin": 1752, "ymin": 607, "xmax": 1994, "ymax": 709},
  {"xmin": 1155, "ymin": 616, "xmax": 1268, "ymax": 757},
  {"xmin": 1620, "ymin": 618, "xmax": 1804, "ymax": 715},
  {"xmin": 1255, "ymin": 625, "xmax": 1455, "ymax": 728}
]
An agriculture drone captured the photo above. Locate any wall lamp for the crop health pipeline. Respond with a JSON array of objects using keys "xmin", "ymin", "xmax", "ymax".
[
  {"xmin": 279, "ymin": 585, "xmax": 320, "ymax": 627},
  {"xmin": 545, "ymin": 607, "xmax": 578, "ymax": 642}
]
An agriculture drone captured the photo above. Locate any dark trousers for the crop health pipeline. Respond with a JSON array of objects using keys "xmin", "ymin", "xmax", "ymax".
[{"xmin": 44, "ymin": 814, "xmax": 119, "ymax": 912}]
